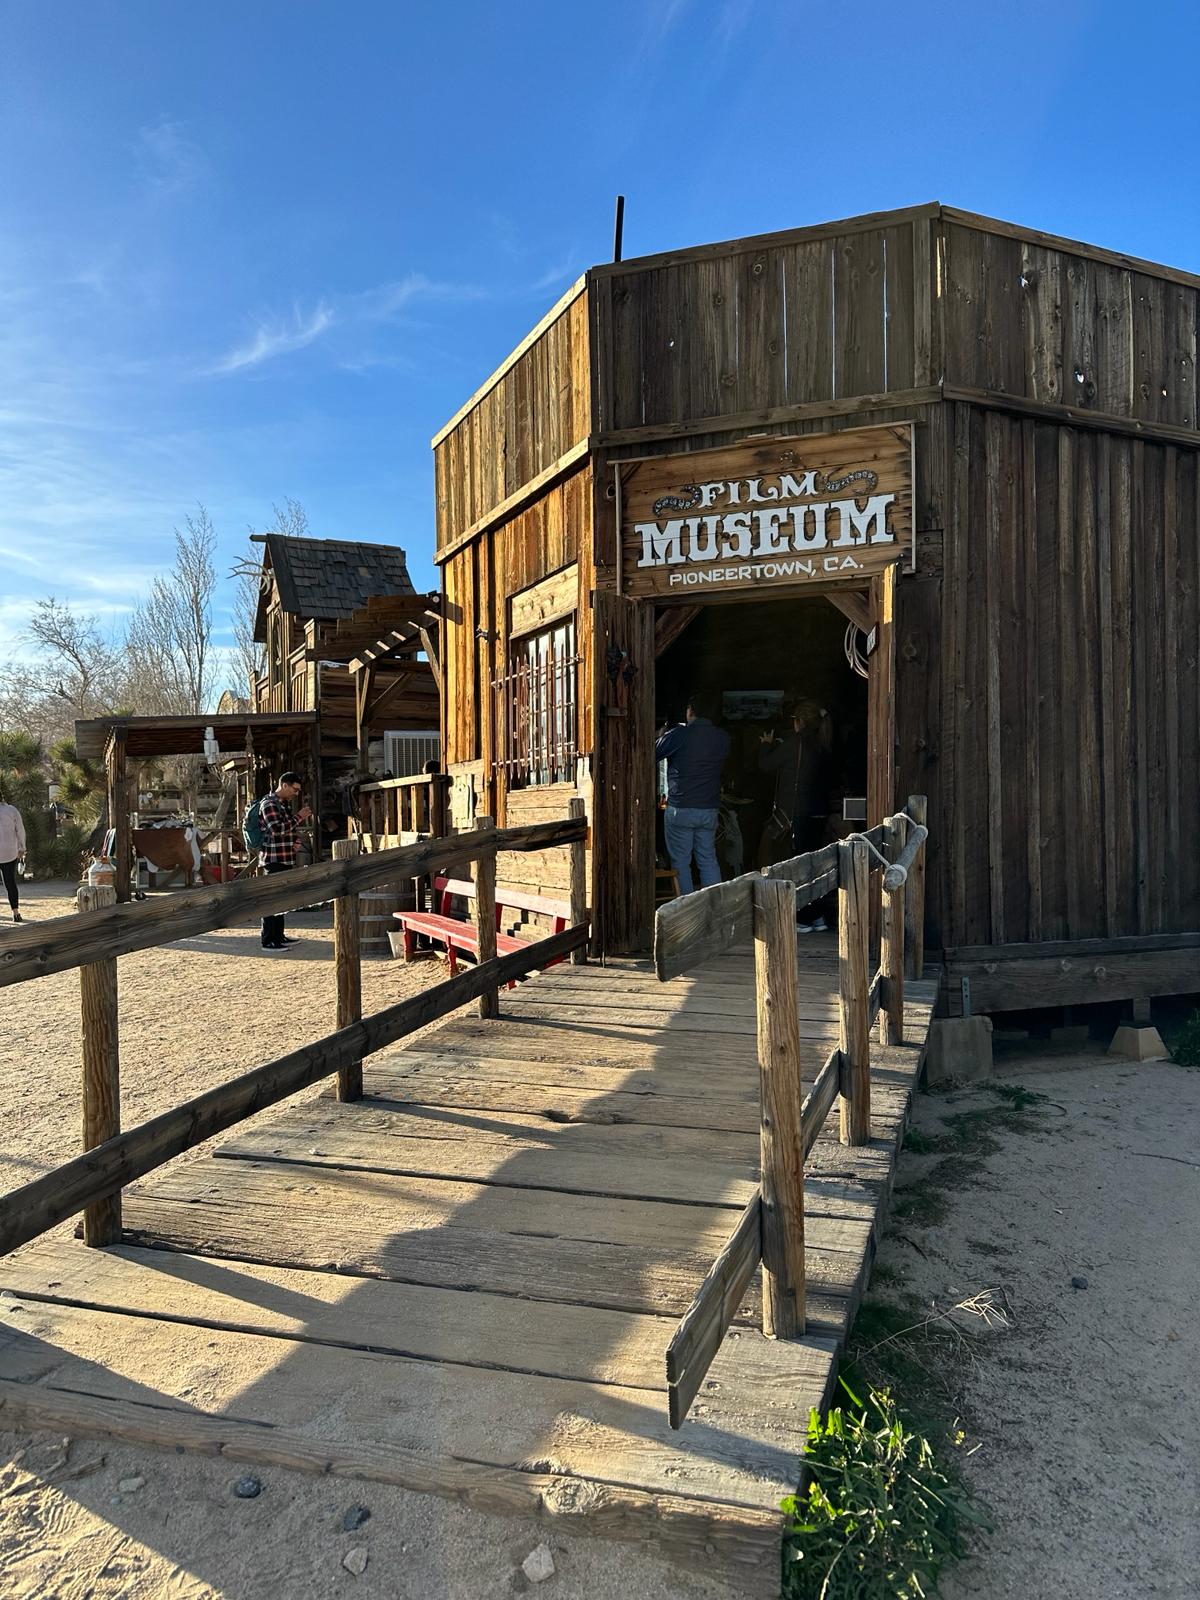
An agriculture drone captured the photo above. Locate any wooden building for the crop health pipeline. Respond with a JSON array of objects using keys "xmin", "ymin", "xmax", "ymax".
[
  {"xmin": 431, "ymin": 202, "xmax": 1200, "ymax": 1013},
  {"xmin": 250, "ymin": 533, "xmax": 441, "ymax": 784}
]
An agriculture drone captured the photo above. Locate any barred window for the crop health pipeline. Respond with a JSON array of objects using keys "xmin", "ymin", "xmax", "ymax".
[{"xmin": 493, "ymin": 616, "xmax": 579, "ymax": 788}]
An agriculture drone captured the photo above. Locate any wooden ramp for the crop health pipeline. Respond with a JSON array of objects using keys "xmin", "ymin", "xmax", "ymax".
[{"xmin": 0, "ymin": 950, "xmax": 936, "ymax": 1593}]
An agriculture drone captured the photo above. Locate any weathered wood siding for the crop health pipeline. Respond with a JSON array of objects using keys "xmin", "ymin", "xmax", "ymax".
[
  {"xmin": 930, "ymin": 402, "xmax": 1200, "ymax": 948},
  {"xmin": 938, "ymin": 210, "xmax": 1200, "ymax": 429},
  {"xmin": 433, "ymin": 284, "xmax": 591, "ymax": 556},
  {"xmin": 591, "ymin": 206, "xmax": 936, "ymax": 438}
]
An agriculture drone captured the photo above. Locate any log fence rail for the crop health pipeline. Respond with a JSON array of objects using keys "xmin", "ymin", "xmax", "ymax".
[{"xmin": 654, "ymin": 797, "xmax": 929, "ymax": 1428}]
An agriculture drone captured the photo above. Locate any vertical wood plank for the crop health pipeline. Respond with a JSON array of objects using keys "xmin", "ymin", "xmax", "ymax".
[
  {"xmin": 474, "ymin": 815, "xmax": 498, "ymax": 1017},
  {"xmin": 1131, "ymin": 441, "xmax": 1151, "ymax": 932},
  {"xmin": 1107, "ymin": 432, "xmax": 1126, "ymax": 940},
  {"xmin": 736, "ymin": 249, "xmax": 786, "ymax": 413},
  {"xmin": 568, "ymin": 797, "xmax": 588, "ymax": 964},
  {"xmin": 1162, "ymin": 448, "xmax": 1181, "ymax": 928},
  {"xmin": 782, "ymin": 240, "xmax": 833, "ymax": 403},
  {"xmin": 106, "ymin": 730, "xmax": 130, "ymax": 905},
  {"xmin": 946, "ymin": 403, "xmax": 970, "ymax": 944},
  {"xmin": 752, "ymin": 876, "xmax": 805, "ymax": 1340},
  {"xmin": 77, "ymin": 883, "xmax": 121, "ymax": 1246},
  {"xmin": 1056, "ymin": 429, "xmax": 1082, "ymax": 937},
  {"xmin": 834, "ymin": 230, "xmax": 887, "ymax": 397},
  {"xmin": 332, "ymin": 837, "xmax": 362, "ymax": 1101},
  {"xmin": 903, "ymin": 794, "xmax": 927, "ymax": 979},
  {"xmin": 1020, "ymin": 420, "xmax": 1043, "ymax": 940},
  {"xmin": 881, "ymin": 816, "xmax": 906, "ymax": 1045},
  {"xmin": 912, "ymin": 216, "xmax": 934, "ymax": 386},
  {"xmin": 983, "ymin": 413, "xmax": 1006, "ymax": 944},
  {"xmin": 837, "ymin": 840, "xmax": 871, "ymax": 1146}
]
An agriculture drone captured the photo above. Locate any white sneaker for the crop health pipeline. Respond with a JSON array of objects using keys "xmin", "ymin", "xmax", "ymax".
[{"xmin": 810, "ymin": 915, "xmax": 828, "ymax": 932}]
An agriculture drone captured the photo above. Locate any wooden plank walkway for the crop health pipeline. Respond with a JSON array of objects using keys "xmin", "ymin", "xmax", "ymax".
[{"xmin": 0, "ymin": 947, "xmax": 936, "ymax": 1594}]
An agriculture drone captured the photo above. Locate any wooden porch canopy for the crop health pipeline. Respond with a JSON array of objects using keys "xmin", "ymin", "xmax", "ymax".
[
  {"xmin": 74, "ymin": 711, "xmax": 318, "ymax": 763},
  {"xmin": 313, "ymin": 595, "xmax": 444, "ymax": 766},
  {"xmin": 75, "ymin": 712, "xmax": 320, "ymax": 904}
]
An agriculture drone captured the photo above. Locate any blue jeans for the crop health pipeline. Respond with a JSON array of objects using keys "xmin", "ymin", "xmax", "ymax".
[{"xmin": 664, "ymin": 806, "xmax": 721, "ymax": 895}]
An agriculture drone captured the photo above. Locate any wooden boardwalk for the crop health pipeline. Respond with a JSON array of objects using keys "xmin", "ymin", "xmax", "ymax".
[{"xmin": 0, "ymin": 948, "xmax": 935, "ymax": 1593}]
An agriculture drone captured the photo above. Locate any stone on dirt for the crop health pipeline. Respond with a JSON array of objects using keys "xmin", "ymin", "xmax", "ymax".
[
  {"xmin": 232, "ymin": 1475, "xmax": 262, "ymax": 1499},
  {"xmin": 1107, "ymin": 1024, "xmax": 1169, "ymax": 1062},
  {"xmin": 522, "ymin": 1543, "xmax": 556, "ymax": 1583},
  {"xmin": 342, "ymin": 1546, "xmax": 369, "ymax": 1576},
  {"xmin": 925, "ymin": 1015, "xmax": 994, "ymax": 1083},
  {"xmin": 341, "ymin": 1504, "xmax": 371, "ymax": 1532},
  {"xmin": 118, "ymin": 1474, "xmax": 146, "ymax": 1493}
]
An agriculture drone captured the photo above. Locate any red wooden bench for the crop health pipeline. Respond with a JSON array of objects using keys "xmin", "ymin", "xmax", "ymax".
[{"xmin": 394, "ymin": 877, "xmax": 571, "ymax": 980}]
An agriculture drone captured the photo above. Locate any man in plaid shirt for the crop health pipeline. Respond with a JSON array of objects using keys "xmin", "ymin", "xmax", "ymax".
[{"xmin": 259, "ymin": 771, "xmax": 312, "ymax": 949}]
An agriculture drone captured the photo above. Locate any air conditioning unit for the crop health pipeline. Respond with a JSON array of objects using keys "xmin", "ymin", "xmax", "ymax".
[{"xmin": 383, "ymin": 730, "xmax": 441, "ymax": 778}]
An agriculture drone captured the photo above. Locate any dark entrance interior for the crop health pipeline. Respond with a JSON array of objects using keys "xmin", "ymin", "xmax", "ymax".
[{"xmin": 654, "ymin": 595, "xmax": 868, "ymax": 884}]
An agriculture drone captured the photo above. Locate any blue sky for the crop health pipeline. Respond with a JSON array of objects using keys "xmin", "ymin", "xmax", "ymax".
[{"xmin": 3, "ymin": 0, "xmax": 1198, "ymax": 686}]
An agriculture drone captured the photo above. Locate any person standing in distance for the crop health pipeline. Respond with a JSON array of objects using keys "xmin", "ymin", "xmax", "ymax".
[
  {"xmin": 259, "ymin": 771, "xmax": 312, "ymax": 950},
  {"xmin": 0, "ymin": 797, "xmax": 26, "ymax": 923},
  {"xmin": 655, "ymin": 691, "xmax": 731, "ymax": 895}
]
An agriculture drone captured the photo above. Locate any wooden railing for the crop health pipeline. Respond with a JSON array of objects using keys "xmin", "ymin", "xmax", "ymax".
[
  {"xmin": 0, "ymin": 814, "xmax": 589, "ymax": 1259},
  {"xmin": 355, "ymin": 772, "xmax": 450, "ymax": 848},
  {"xmin": 654, "ymin": 796, "xmax": 929, "ymax": 1428}
]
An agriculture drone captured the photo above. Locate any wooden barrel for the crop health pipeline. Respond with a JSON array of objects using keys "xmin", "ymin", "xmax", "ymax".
[{"xmin": 359, "ymin": 889, "xmax": 396, "ymax": 956}]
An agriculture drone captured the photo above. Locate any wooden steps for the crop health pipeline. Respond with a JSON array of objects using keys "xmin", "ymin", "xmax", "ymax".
[{"xmin": 0, "ymin": 953, "xmax": 937, "ymax": 1591}]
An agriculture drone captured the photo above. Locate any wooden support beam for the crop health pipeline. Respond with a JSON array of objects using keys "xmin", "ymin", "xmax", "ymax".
[
  {"xmin": 568, "ymin": 797, "xmax": 588, "ymax": 965},
  {"xmin": 0, "ymin": 921, "xmax": 587, "ymax": 1257},
  {"xmin": 105, "ymin": 730, "xmax": 130, "ymax": 904},
  {"xmin": 474, "ymin": 816, "xmax": 498, "ymax": 1018},
  {"xmin": 665, "ymin": 1194, "xmax": 762, "ymax": 1428},
  {"xmin": 881, "ymin": 815, "xmax": 906, "ymax": 1046},
  {"xmin": 824, "ymin": 589, "xmax": 872, "ymax": 635},
  {"xmin": 417, "ymin": 624, "xmax": 443, "ymax": 694},
  {"xmin": 654, "ymin": 605, "xmax": 702, "ymax": 659},
  {"xmin": 364, "ymin": 670, "xmax": 415, "ymax": 731},
  {"xmin": 837, "ymin": 839, "xmax": 871, "ymax": 1146},
  {"xmin": 903, "ymin": 795, "xmax": 928, "ymax": 980},
  {"xmin": 355, "ymin": 664, "xmax": 374, "ymax": 769},
  {"xmin": 77, "ymin": 884, "xmax": 120, "ymax": 1247},
  {"xmin": 752, "ymin": 876, "xmax": 805, "ymax": 1340},
  {"xmin": 332, "ymin": 838, "xmax": 362, "ymax": 1101}
]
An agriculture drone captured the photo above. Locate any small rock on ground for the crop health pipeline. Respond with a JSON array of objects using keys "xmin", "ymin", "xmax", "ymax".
[
  {"xmin": 232, "ymin": 1475, "xmax": 262, "ymax": 1499},
  {"xmin": 343, "ymin": 1546, "xmax": 369, "ymax": 1576},
  {"xmin": 342, "ymin": 1504, "xmax": 371, "ymax": 1532},
  {"xmin": 522, "ymin": 1543, "xmax": 556, "ymax": 1583},
  {"xmin": 118, "ymin": 1475, "xmax": 146, "ymax": 1493}
]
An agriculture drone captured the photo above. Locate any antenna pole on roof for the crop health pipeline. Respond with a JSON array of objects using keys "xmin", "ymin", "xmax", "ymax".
[{"xmin": 613, "ymin": 195, "xmax": 625, "ymax": 264}]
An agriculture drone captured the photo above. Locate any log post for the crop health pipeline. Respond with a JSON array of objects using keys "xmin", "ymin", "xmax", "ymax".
[
  {"xmin": 837, "ymin": 838, "xmax": 871, "ymax": 1146},
  {"xmin": 219, "ymin": 831, "xmax": 230, "ymax": 886},
  {"xmin": 904, "ymin": 794, "xmax": 927, "ymax": 979},
  {"xmin": 568, "ymin": 797, "xmax": 588, "ymax": 965},
  {"xmin": 332, "ymin": 837, "xmax": 362, "ymax": 1101},
  {"xmin": 105, "ymin": 729, "xmax": 130, "ymax": 904},
  {"xmin": 77, "ymin": 883, "xmax": 121, "ymax": 1246},
  {"xmin": 474, "ymin": 815, "xmax": 498, "ymax": 1018},
  {"xmin": 881, "ymin": 815, "xmax": 906, "ymax": 1046},
  {"xmin": 752, "ymin": 875, "xmax": 806, "ymax": 1338}
]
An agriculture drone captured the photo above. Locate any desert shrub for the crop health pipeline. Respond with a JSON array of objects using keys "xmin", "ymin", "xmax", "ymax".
[
  {"xmin": 1170, "ymin": 1011, "xmax": 1200, "ymax": 1067},
  {"xmin": 782, "ymin": 1384, "xmax": 984, "ymax": 1599}
]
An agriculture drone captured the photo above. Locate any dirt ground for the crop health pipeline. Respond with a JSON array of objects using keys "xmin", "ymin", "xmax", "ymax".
[
  {"xmin": 2, "ymin": 885, "xmax": 1198, "ymax": 1596},
  {"xmin": 858, "ymin": 1048, "xmax": 1200, "ymax": 1600}
]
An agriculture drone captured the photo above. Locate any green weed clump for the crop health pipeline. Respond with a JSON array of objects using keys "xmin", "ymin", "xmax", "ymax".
[
  {"xmin": 1170, "ymin": 1011, "xmax": 1200, "ymax": 1067},
  {"xmin": 782, "ymin": 1384, "xmax": 983, "ymax": 1600}
]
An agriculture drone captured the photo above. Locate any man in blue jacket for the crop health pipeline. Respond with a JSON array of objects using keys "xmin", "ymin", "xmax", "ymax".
[{"xmin": 655, "ymin": 692, "xmax": 731, "ymax": 894}]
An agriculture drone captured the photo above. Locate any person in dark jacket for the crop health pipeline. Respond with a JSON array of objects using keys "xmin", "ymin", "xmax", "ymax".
[
  {"xmin": 758, "ymin": 698, "xmax": 834, "ymax": 925},
  {"xmin": 655, "ymin": 692, "xmax": 731, "ymax": 894}
]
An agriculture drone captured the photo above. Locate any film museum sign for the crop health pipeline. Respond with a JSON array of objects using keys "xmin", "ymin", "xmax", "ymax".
[{"xmin": 619, "ymin": 423, "xmax": 913, "ymax": 601}]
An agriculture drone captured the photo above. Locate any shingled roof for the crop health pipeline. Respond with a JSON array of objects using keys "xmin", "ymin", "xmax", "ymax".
[{"xmin": 253, "ymin": 535, "xmax": 415, "ymax": 639}]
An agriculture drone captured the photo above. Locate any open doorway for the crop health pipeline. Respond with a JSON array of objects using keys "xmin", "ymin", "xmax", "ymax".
[{"xmin": 653, "ymin": 595, "xmax": 868, "ymax": 895}]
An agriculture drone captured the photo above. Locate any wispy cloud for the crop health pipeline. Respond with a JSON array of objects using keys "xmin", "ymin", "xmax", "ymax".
[
  {"xmin": 208, "ymin": 274, "xmax": 487, "ymax": 377},
  {"xmin": 208, "ymin": 302, "xmax": 337, "ymax": 374},
  {"xmin": 136, "ymin": 117, "xmax": 211, "ymax": 199}
]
